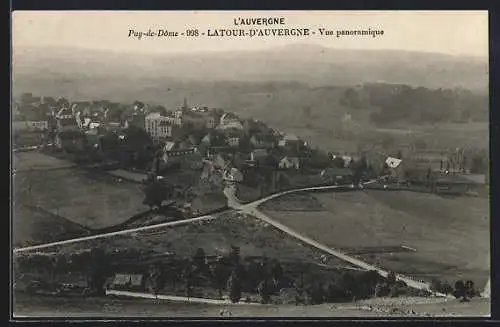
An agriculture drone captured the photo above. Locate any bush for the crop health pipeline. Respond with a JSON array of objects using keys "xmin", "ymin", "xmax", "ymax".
[
  {"xmin": 389, "ymin": 284, "xmax": 408, "ymax": 298},
  {"xmin": 386, "ymin": 271, "xmax": 397, "ymax": 286},
  {"xmin": 430, "ymin": 278, "xmax": 454, "ymax": 295},
  {"xmin": 465, "ymin": 280, "xmax": 476, "ymax": 299},
  {"xmin": 311, "ymin": 283, "xmax": 326, "ymax": 304},
  {"xmin": 453, "ymin": 280, "xmax": 466, "ymax": 299},
  {"xmin": 375, "ymin": 282, "xmax": 391, "ymax": 297}
]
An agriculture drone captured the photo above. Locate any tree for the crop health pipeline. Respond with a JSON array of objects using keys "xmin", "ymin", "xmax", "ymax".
[
  {"xmin": 375, "ymin": 282, "xmax": 390, "ymax": 297},
  {"xmin": 20, "ymin": 92, "xmax": 34, "ymax": 105},
  {"xmin": 183, "ymin": 263, "xmax": 196, "ymax": 299},
  {"xmin": 325, "ymin": 279, "xmax": 346, "ymax": 302},
  {"xmin": 386, "ymin": 271, "xmax": 397, "ymax": 286},
  {"xmin": 228, "ymin": 245, "xmax": 241, "ymax": 268},
  {"xmin": 465, "ymin": 280, "xmax": 476, "ymax": 299},
  {"xmin": 389, "ymin": 284, "xmax": 402, "ymax": 298},
  {"xmin": 142, "ymin": 180, "xmax": 171, "ymax": 210},
  {"xmin": 245, "ymin": 259, "xmax": 262, "ymax": 292},
  {"xmin": 57, "ymin": 97, "xmax": 70, "ymax": 108},
  {"xmin": 51, "ymin": 255, "xmax": 68, "ymax": 283},
  {"xmin": 107, "ymin": 106, "xmax": 124, "ymax": 122},
  {"xmin": 257, "ymin": 278, "xmax": 272, "ymax": 304},
  {"xmin": 192, "ymin": 248, "xmax": 208, "ymax": 276},
  {"xmin": 341, "ymin": 88, "xmax": 363, "ymax": 109},
  {"xmin": 227, "ymin": 271, "xmax": 242, "ymax": 303},
  {"xmin": 351, "ymin": 156, "xmax": 368, "ymax": 185},
  {"xmin": 122, "ymin": 125, "xmax": 154, "ymax": 167},
  {"xmin": 309, "ymin": 282, "xmax": 325, "ymax": 304},
  {"xmin": 211, "ymin": 257, "xmax": 229, "ymax": 298},
  {"xmin": 430, "ymin": 279, "xmax": 453, "ymax": 295},
  {"xmin": 454, "ymin": 280, "xmax": 467, "ymax": 301},
  {"xmin": 147, "ymin": 264, "xmax": 165, "ymax": 296},
  {"xmin": 100, "ymin": 132, "xmax": 120, "ymax": 152},
  {"xmin": 332, "ymin": 156, "xmax": 345, "ymax": 169},
  {"xmin": 341, "ymin": 271, "xmax": 356, "ymax": 301},
  {"xmin": 133, "ymin": 101, "xmax": 145, "ymax": 110},
  {"xmin": 271, "ymin": 260, "xmax": 284, "ymax": 287},
  {"xmin": 471, "ymin": 154, "xmax": 486, "ymax": 174},
  {"xmin": 294, "ymin": 275, "xmax": 306, "ymax": 305},
  {"xmin": 86, "ymin": 247, "xmax": 110, "ymax": 295}
]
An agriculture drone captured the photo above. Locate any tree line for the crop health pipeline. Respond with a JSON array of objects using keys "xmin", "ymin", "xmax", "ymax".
[
  {"xmin": 15, "ymin": 245, "xmax": 481, "ymax": 304},
  {"xmin": 339, "ymin": 84, "xmax": 488, "ymax": 124}
]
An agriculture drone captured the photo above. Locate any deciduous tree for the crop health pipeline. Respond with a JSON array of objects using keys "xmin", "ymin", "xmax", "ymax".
[{"xmin": 227, "ymin": 271, "xmax": 242, "ymax": 303}]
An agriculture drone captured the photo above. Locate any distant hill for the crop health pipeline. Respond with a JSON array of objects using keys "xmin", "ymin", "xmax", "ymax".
[{"xmin": 13, "ymin": 44, "xmax": 488, "ymax": 93}]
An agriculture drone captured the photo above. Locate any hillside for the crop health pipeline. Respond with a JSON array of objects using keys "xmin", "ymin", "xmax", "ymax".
[{"xmin": 13, "ymin": 44, "xmax": 488, "ymax": 92}]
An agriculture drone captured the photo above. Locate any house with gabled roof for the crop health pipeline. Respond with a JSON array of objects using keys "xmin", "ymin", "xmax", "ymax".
[
  {"xmin": 109, "ymin": 273, "xmax": 145, "ymax": 292},
  {"xmin": 278, "ymin": 156, "xmax": 301, "ymax": 170}
]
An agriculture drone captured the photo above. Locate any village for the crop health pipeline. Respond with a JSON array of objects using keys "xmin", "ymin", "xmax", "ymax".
[
  {"xmin": 12, "ymin": 92, "xmax": 490, "ymax": 310},
  {"xmin": 13, "ymin": 93, "xmax": 488, "ymax": 199}
]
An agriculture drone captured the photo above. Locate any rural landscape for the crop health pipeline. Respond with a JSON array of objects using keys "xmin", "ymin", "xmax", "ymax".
[{"xmin": 11, "ymin": 12, "xmax": 490, "ymax": 318}]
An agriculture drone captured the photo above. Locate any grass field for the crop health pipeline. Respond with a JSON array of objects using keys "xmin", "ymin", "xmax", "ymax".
[
  {"xmin": 260, "ymin": 190, "xmax": 490, "ymax": 288},
  {"xmin": 13, "ymin": 152, "xmax": 147, "ymax": 244},
  {"xmin": 13, "ymin": 151, "xmax": 75, "ymax": 172},
  {"xmin": 12, "ymin": 204, "xmax": 91, "ymax": 248},
  {"xmin": 31, "ymin": 212, "xmax": 355, "ymax": 270},
  {"xmin": 14, "ymin": 212, "xmax": 361, "ymax": 308},
  {"xmin": 14, "ymin": 169, "xmax": 146, "ymax": 230}
]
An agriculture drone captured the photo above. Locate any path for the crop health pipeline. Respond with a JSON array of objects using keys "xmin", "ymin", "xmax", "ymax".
[
  {"xmin": 224, "ymin": 182, "xmax": 449, "ymax": 296},
  {"xmin": 14, "ymin": 182, "xmax": 359, "ymax": 253},
  {"xmin": 13, "ymin": 179, "xmax": 448, "ymax": 296},
  {"xmin": 105, "ymin": 289, "xmax": 260, "ymax": 305},
  {"xmin": 13, "ymin": 214, "xmax": 218, "ymax": 253}
]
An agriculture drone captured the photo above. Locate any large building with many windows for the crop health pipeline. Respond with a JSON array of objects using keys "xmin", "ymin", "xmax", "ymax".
[{"xmin": 145, "ymin": 113, "xmax": 174, "ymax": 140}]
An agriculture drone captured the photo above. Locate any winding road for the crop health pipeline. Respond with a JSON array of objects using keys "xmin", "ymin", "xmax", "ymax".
[
  {"xmin": 225, "ymin": 182, "xmax": 448, "ymax": 296},
  {"xmin": 13, "ymin": 180, "xmax": 447, "ymax": 297}
]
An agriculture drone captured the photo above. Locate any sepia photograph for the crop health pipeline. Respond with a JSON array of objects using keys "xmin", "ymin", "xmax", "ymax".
[{"xmin": 11, "ymin": 10, "xmax": 490, "ymax": 318}]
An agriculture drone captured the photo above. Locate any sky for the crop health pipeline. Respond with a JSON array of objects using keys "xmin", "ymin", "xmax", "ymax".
[{"xmin": 12, "ymin": 10, "xmax": 489, "ymax": 57}]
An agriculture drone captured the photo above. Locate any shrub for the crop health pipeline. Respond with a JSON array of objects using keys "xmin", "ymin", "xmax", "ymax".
[
  {"xmin": 465, "ymin": 280, "xmax": 476, "ymax": 299},
  {"xmin": 307, "ymin": 282, "xmax": 326, "ymax": 305},
  {"xmin": 430, "ymin": 279, "xmax": 454, "ymax": 295},
  {"xmin": 389, "ymin": 284, "xmax": 409, "ymax": 298},
  {"xmin": 453, "ymin": 280, "xmax": 466, "ymax": 299},
  {"xmin": 386, "ymin": 271, "xmax": 397, "ymax": 286},
  {"xmin": 375, "ymin": 282, "xmax": 390, "ymax": 297}
]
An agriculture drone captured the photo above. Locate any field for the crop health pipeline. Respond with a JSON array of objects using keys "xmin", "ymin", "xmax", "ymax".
[
  {"xmin": 14, "ymin": 212, "xmax": 362, "ymax": 308},
  {"xmin": 260, "ymin": 190, "xmax": 490, "ymax": 288},
  {"xmin": 13, "ymin": 151, "xmax": 75, "ymax": 172},
  {"xmin": 13, "ymin": 152, "xmax": 147, "ymax": 245},
  {"xmin": 26, "ymin": 212, "xmax": 355, "ymax": 269},
  {"xmin": 12, "ymin": 204, "xmax": 91, "ymax": 248},
  {"xmin": 13, "ymin": 292, "xmax": 490, "ymax": 318}
]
